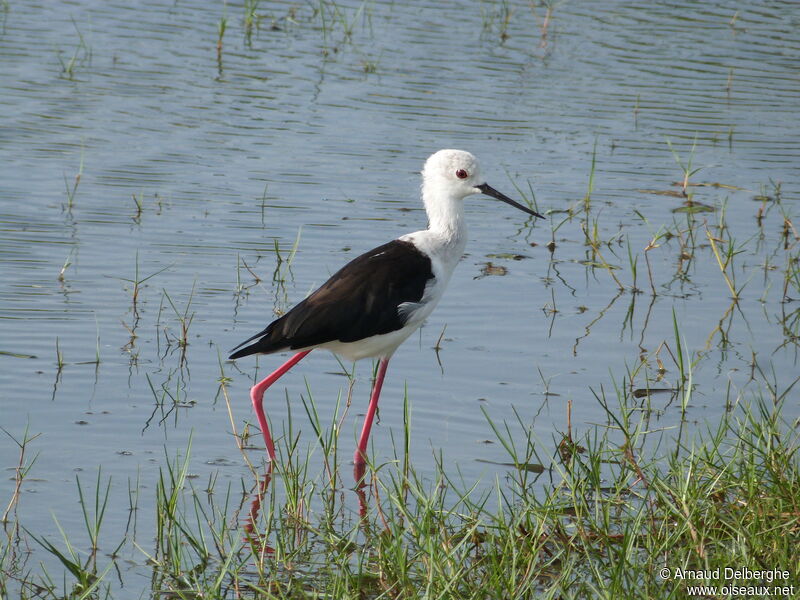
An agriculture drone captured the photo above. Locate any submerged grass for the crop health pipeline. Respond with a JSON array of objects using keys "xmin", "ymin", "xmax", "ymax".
[{"xmin": 3, "ymin": 374, "xmax": 798, "ymax": 598}]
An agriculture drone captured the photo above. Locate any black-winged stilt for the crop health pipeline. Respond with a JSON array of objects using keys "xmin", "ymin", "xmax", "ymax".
[{"xmin": 230, "ymin": 149, "xmax": 543, "ymax": 472}]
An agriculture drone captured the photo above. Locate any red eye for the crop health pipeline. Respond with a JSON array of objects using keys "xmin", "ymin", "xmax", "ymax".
[{"xmin": 456, "ymin": 169, "xmax": 468, "ymax": 179}]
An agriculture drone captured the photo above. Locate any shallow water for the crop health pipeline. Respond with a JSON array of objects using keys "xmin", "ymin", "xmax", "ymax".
[{"xmin": 1, "ymin": 0, "xmax": 798, "ymax": 594}]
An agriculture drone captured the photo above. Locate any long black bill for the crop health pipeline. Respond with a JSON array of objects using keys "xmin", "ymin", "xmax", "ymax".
[{"xmin": 477, "ymin": 183, "xmax": 544, "ymax": 219}]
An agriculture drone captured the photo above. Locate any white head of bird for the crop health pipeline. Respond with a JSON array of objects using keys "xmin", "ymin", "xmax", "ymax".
[
  {"xmin": 419, "ymin": 149, "xmax": 542, "ymax": 239},
  {"xmin": 422, "ymin": 149, "xmax": 483, "ymax": 199}
]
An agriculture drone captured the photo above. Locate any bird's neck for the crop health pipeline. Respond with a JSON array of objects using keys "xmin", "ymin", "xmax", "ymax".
[{"xmin": 422, "ymin": 184, "xmax": 467, "ymax": 246}]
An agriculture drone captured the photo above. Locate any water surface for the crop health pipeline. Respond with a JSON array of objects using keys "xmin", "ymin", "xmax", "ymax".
[{"xmin": 1, "ymin": 0, "xmax": 798, "ymax": 594}]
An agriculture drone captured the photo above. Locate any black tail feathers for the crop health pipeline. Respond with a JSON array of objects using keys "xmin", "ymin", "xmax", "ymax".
[
  {"xmin": 228, "ymin": 326, "xmax": 281, "ymax": 360},
  {"xmin": 228, "ymin": 342, "xmax": 260, "ymax": 360}
]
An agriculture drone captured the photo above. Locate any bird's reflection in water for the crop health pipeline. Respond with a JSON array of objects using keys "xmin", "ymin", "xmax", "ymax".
[
  {"xmin": 243, "ymin": 461, "xmax": 374, "ymax": 551},
  {"xmin": 243, "ymin": 464, "xmax": 275, "ymax": 555},
  {"xmin": 354, "ymin": 461, "xmax": 370, "ymax": 520}
]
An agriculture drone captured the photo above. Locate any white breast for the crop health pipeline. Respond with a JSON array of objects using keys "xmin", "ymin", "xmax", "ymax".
[{"xmin": 396, "ymin": 229, "xmax": 467, "ymax": 328}]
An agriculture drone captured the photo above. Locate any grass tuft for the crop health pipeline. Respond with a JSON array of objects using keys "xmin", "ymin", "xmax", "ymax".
[{"xmin": 5, "ymin": 380, "xmax": 797, "ymax": 597}]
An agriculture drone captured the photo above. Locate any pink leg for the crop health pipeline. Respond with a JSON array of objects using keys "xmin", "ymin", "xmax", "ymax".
[
  {"xmin": 250, "ymin": 350, "xmax": 311, "ymax": 460},
  {"xmin": 354, "ymin": 357, "xmax": 390, "ymax": 468}
]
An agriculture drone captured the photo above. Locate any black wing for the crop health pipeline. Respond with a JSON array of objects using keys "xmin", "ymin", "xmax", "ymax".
[{"xmin": 229, "ymin": 239, "xmax": 433, "ymax": 359}]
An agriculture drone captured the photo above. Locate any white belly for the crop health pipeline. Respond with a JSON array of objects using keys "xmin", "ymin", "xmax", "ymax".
[{"xmin": 318, "ymin": 325, "xmax": 421, "ymax": 361}]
